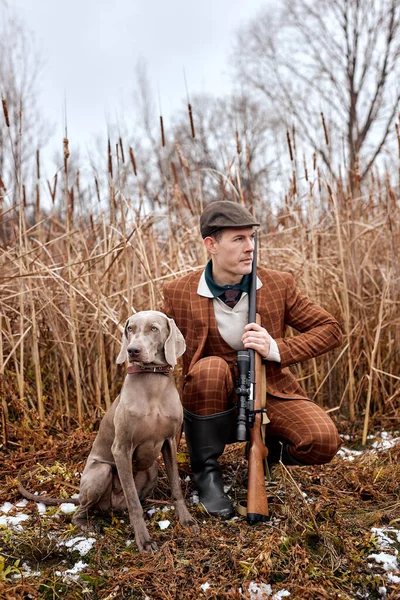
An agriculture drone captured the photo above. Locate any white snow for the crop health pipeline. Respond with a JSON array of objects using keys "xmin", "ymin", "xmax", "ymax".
[
  {"xmin": 61, "ymin": 535, "xmax": 97, "ymax": 556},
  {"xmin": 59, "ymin": 503, "xmax": 77, "ymax": 514},
  {"xmin": 158, "ymin": 519, "xmax": 170, "ymax": 530},
  {"xmin": 200, "ymin": 582, "xmax": 210, "ymax": 591}
]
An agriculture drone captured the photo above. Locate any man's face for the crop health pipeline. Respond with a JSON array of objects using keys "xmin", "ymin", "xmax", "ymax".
[{"xmin": 205, "ymin": 226, "xmax": 256, "ymax": 285}]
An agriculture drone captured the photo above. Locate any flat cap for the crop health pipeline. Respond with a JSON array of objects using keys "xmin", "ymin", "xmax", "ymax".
[{"xmin": 200, "ymin": 201, "xmax": 260, "ymax": 238}]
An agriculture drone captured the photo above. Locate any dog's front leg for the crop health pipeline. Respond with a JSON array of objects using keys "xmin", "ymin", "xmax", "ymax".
[
  {"xmin": 162, "ymin": 438, "xmax": 199, "ymax": 533},
  {"xmin": 111, "ymin": 440, "xmax": 157, "ymax": 553}
]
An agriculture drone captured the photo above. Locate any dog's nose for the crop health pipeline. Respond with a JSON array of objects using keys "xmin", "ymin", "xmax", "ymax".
[{"xmin": 127, "ymin": 345, "xmax": 141, "ymax": 357}]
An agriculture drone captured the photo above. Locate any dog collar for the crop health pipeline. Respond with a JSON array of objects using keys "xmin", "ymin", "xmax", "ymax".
[{"xmin": 127, "ymin": 365, "xmax": 172, "ymax": 376}]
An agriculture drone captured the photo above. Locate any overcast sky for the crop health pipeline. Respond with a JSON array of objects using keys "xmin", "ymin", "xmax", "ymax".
[{"xmin": 11, "ymin": 0, "xmax": 270, "ymax": 166}]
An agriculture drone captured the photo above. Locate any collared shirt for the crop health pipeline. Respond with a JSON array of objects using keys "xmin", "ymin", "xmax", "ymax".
[{"xmin": 197, "ymin": 269, "xmax": 281, "ymax": 362}]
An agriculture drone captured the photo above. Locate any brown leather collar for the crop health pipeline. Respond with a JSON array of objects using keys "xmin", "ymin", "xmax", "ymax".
[{"xmin": 127, "ymin": 365, "xmax": 172, "ymax": 376}]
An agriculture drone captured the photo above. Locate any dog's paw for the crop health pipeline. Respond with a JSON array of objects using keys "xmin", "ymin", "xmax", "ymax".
[
  {"xmin": 183, "ymin": 516, "xmax": 199, "ymax": 534},
  {"xmin": 137, "ymin": 537, "xmax": 158, "ymax": 553}
]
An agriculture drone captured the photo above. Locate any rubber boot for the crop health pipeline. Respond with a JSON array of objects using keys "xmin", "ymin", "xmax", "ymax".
[{"xmin": 183, "ymin": 407, "xmax": 236, "ymax": 519}]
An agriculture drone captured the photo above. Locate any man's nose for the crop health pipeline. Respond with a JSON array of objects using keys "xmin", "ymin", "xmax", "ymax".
[{"xmin": 245, "ymin": 237, "xmax": 254, "ymax": 251}]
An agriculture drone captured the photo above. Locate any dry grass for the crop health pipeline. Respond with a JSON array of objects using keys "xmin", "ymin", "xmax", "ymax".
[{"xmin": 0, "ymin": 108, "xmax": 399, "ymax": 597}]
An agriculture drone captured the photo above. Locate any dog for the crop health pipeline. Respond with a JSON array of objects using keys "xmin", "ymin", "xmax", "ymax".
[{"xmin": 20, "ymin": 311, "xmax": 198, "ymax": 553}]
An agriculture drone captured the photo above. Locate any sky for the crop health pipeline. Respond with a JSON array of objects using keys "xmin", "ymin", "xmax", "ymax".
[{"xmin": 10, "ymin": 0, "xmax": 271, "ymax": 168}]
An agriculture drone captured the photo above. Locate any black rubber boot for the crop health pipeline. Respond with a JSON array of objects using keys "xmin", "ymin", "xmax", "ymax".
[
  {"xmin": 267, "ymin": 440, "xmax": 308, "ymax": 466},
  {"xmin": 183, "ymin": 407, "xmax": 236, "ymax": 519}
]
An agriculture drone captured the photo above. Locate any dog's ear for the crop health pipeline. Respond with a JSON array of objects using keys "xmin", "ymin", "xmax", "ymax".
[
  {"xmin": 164, "ymin": 318, "xmax": 186, "ymax": 368},
  {"xmin": 116, "ymin": 321, "xmax": 129, "ymax": 364}
]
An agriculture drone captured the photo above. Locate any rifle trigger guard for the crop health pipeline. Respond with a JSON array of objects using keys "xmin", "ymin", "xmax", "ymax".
[{"xmin": 249, "ymin": 408, "xmax": 270, "ymax": 425}]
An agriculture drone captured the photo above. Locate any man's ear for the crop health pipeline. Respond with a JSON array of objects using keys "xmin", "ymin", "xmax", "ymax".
[{"xmin": 203, "ymin": 236, "xmax": 217, "ymax": 254}]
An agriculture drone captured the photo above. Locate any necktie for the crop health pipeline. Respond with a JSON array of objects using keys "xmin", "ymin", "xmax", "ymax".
[{"xmin": 224, "ymin": 289, "xmax": 240, "ymax": 308}]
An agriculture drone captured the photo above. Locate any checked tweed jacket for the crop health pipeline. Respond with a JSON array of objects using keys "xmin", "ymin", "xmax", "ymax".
[{"xmin": 162, "ymin": 267, "xmax": 342, "ymax": 401}]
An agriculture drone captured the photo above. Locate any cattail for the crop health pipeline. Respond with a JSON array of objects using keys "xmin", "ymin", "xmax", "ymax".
[
  {"xmin": 1, "ymin": 98, "xmax": 9, "ymax": 127},
  {"xmin": 0, "ymin": 176, "xmax": 6, "ymax": 192},
  {"xmin": 107, "ymin": 138, "xmax": 113, "ymax": 178},
  {"xmin": 23, "ymin": 184, "xmax": 27, "ymax": 207},
  {"xmin": 303, "ymin": 155, "xmax": 308, "ymax": 182},
  {"xmin": 286, "ymin": 130, "xmax": 294, "ymax": 161},
  {"xmin": 36, "ymin": 184, "xmax": 40, "ymax": 215},
  {"xmin": 236, "ymin": 130, "xmax": 241, "ymax": 155},
  {"xmin": 171, "ymin": 161, "xmax": 179, "ymax": 185},
  {"xmin": 36, "ymin": 149, "xmax": 40, "ymax": 180},
  {"xmin": 129, "ymin": 147, "xmax": 137, "ymax": 176},
  {"xmin": 313, "ymin": 152, "xmax": 317, "ymax": 170},
  {"xmin": 119, "ymin": 137, "xmax": 125, "ymax": 163},
  {"xmin": 94, "ymin": 177, "xmax": 101, "ymax": 203},
  {"xmin": 69, "ymin": 186, "xmax": 74, "ymax": 216},
  {"xmin": 188, "ymin": 104, "xmax": 195, "ymax": 138},
  {"xmin": 63, "ymin": 137, "xmax": 70, "ymax": 171},
  {"xmin": 321, "ymin": 112, "xmax": 329, "ymax": 146},
  {"xmin": 160, "ymin": 116, "xmax": 165, "ymax": 147}
]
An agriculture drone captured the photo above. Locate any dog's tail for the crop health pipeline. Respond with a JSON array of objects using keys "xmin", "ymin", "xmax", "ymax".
[{"xmin": 18, "ymin": 471, "xmax": 80, "ymax": 506}]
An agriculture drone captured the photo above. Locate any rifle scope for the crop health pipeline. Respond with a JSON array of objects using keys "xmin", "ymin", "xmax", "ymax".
[{"xmin": 236, "ymin": 350, "xmax": 250, "ymax": 441}]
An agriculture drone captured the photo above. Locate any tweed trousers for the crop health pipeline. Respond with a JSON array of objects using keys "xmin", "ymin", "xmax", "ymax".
[{"xmin": 181, "ymin": 303, "xmax": 342, "ymax": 465}]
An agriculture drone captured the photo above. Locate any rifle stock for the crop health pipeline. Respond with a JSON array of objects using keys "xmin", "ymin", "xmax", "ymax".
[{"xmin": 246, "ymin": 314, "xmax": 269, "ymax": 523}]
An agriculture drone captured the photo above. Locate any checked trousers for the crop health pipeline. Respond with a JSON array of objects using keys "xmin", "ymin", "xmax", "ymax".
[{"xmin": 181, "ymin": 304, "xmax": 342, "ymax": 465}]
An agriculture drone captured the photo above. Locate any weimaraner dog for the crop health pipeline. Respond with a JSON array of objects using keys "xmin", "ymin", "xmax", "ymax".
[{"xmin": 71, "ymin": 310, "xmax": 198, "ymax": 552}]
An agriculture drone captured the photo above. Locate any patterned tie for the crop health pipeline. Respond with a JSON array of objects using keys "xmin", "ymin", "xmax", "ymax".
[{"xmin": 224, "ymin": 289, "xmax": 240, "ymax": 308}]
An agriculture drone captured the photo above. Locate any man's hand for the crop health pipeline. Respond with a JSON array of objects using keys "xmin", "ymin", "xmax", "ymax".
[{"xmin": 242, "ymin": 322, "xmax": 271, "ymax": 359}]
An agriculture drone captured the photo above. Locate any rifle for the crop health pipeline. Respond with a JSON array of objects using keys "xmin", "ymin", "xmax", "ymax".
[{"xmin": 236, "ymin": 230, "xmax": 270, "ymax": 523}]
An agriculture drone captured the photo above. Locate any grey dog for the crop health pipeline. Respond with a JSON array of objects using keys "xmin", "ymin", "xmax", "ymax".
[
  {"xmin": 19, "ymin": 311, "xmax": 198, "ymax": 553},
  {"xmin": 71, "ymin": 311, "xmax": 198, "ymax": 551}
]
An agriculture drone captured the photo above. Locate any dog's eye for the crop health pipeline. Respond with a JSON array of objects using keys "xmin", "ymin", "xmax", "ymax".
[
  {"xmin": 127, "ymin": 326, "xmax": 132, "ymax": 332},
  {"xmin": 151, "ymin": 326, "xmax": 158, "ymax": 332}
]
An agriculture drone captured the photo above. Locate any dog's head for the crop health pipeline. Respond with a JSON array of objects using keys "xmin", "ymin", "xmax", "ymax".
[{"xmin": 116, "ymin": 311, "xmax": 186, "ymax": 368}]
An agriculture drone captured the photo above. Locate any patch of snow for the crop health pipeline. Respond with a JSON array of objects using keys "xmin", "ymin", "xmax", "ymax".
[
  {"xmin": 55, "ymin": 560, "xmax": 87, "ymax": 581},
  {"xmin": 200, "ymin": 582, "xmax": 210, "ymax": 591},
  {"xmin": 272, "ymin": 591, "xmax": 290, "ymax": 599},
  {"xmin": 59, "ymin": 503, "xmax": 77, "ymax": 514},
  {"xmin": 368, "ymin": 552, "xmax": 399, "ymax": 572},
  {"xmin": 371, "ymin": 527, "xmax": 400, "ymax": 548},
  {"xmin": 0, "ymin": 502, "xmax": 14, "ymax": 513},
  {"xmin": 248, "ymin": 582, "xmax": 273, "ymax": 598},
  {"xmin": 190, "ymin": 492, "xmax": 199, "ymax": 506},
  {"xmin": 37, "ymin": 503, "xmax": 46, "ymax": 514},
  {"xmin": 162, "ymin": 505, "xmax": 174, "ymax": 512},
  {"xmin": 158, "ymin": 520, "xmax": 170, "ymax": 530},
  {"xmin": 11, "ymin": 561, "xmax": 41, "ymax": 579},
  {"xmin": 0, "ymin": 512, "xmax": 30, "ymax": 528},
  {"xmin": 15, "ymin": 499, "xmax": 29, "ymax": 508},
  {"xmin": 62, "ymin": 535, "xmax": 96, "ymax": 556},
  {"xmin": 372, "ymin": 432, "xmax": 400, "ymax": 451},
  {"xmin": 147, "ymin": 506, "xmax": 157, "ymax": 516},
  {"xmin": 336, "ymin": 447, "xmax": 363, "ymax": 462}
]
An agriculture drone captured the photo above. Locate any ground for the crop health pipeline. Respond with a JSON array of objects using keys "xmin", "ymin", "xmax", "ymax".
[{"xmin": 0, "ymin": 417, "xmax": 399, "ymax": 600}]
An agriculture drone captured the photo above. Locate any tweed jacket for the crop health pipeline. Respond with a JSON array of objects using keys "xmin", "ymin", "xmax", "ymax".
[{"xmin": 162, "ymin": 267, "xmax": 342, "ymax": 401}]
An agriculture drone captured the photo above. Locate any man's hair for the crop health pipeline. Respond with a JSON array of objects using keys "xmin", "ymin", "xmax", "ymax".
[{"xmin": 209, "ymin": 229, "xmax": 225, "ymax": 242}]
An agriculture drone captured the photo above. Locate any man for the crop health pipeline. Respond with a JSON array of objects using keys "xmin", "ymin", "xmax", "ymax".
[{"xmin": 162, "ymin": 201, "xmax": 343, "ymax": 519}]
